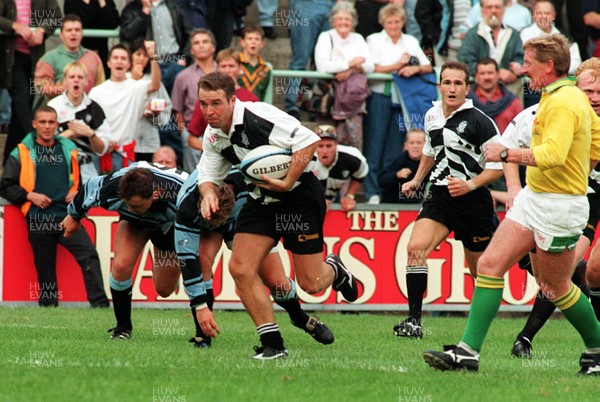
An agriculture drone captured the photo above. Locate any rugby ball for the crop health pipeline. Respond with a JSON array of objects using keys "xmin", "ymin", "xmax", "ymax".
[{"xmin": 240, "ymin": 145, "xmax": 292, "ymax": 182}]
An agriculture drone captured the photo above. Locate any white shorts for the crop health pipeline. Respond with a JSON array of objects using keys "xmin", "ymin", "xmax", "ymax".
[{"xmin": 506, "ymin": 187, "xmax": 588, "ymax": 252}]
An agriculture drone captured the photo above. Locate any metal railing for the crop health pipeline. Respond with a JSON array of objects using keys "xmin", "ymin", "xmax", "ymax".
[
  {"xmin": 263, "ymin": 70, "xmax": 394, "ymax": 104},
  {"xmin": 1, "ymin": 28, "xmax": 438, "ymax": 104}
]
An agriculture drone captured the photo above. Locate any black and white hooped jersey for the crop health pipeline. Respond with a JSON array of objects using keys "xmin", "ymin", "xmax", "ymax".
[
  {"xmin": 198, "ymin": 101, "xmax": 319, "ymax": 204},
  {"xmin": 67, "ymin": 161, "xmax": 188, "ymax": 233},
  {"xmin": 423, "ymin": 99, "xmax": 502, "ymax": 186},
  {"xmin": 313, "ymin": 145, "xmax": 369, "ymax": 200}
]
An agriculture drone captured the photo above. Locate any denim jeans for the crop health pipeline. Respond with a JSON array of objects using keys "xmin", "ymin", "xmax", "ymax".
[
  {"xmin": 257, "ymin": 0, "xmax": 278, "ymax": 27},
  {"xmin": 174, "ymin": 0, "xmax": 212, "ymax": 28},
  {"xmin": 0, "ymin": 89, "xmax": 11, "ymax": 124},
  {"xmin": 181, "ymin": 129, "xmax": 202, "ymax": 172},
  {"xmin": 363, "ymin": 92, "xmax": 405, "ymax": 199},
  {"xmin": 159, "ymin": 60, "xmax": 186, "ymax": 95},
  {"xmin": 285, "ymin": 0, "xmax": 336, "ymax": 112}
]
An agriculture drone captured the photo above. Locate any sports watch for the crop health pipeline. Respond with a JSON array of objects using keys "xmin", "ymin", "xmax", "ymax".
[{"xmin": 500, "ymin": 148, "xmax": 509, "ymax": 163}]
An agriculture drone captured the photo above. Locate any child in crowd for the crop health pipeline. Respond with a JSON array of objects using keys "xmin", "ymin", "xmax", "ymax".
[
  {"xmin": 238, "ymin": 25, "xmax": 272, "ymax": 101},
  {"xmin": 378, "ymin": 129, "xmax": 427, "ymax": 203}
]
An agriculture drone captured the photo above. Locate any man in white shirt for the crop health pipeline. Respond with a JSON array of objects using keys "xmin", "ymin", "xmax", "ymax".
[
  {"xmin": 462, "ymin": 0, "xmax": 532, "ymax": 32},
  {"xmin": 520, "ymin": 0, "xmax": 581, "ymax": 74},
  {"xmin": 89, "ymin": 42, "xmax": 161, "ymax": 173}
]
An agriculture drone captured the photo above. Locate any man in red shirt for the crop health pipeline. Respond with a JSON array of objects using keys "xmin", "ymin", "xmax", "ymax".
[{"xmin": 468, "ymin": 58, "xmax": 523, "ymax": 133}]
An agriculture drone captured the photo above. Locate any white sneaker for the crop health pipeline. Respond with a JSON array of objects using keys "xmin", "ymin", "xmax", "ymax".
[{"xmin": 367, "ymin": 195, "xmax": 380, "ymax": 205}]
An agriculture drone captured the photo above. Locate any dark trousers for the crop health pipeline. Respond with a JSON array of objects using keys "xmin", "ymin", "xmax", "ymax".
[
  {"xmin": 159, "ymin": 60, "xmax": 186, "ymax": 95},
  {"xmin": 4, "ymin": 51, "xmax": 33, "ymax": 164},
  {"xmin": 552, "ymin": 0, "xmax": 590, "ymax": 60},
  {"xmin": 27, "ymin": 218, "xmax": 108, "ymax": 307},
  {"xmin": 354, "ymin": 0, "xmax": 384, "ymax": 39},
  {"xmin": 211, "ymin": 5, "xmax": 235, "ymax": 52},
  {"xmin": 174, "ymin": 0, "xmax": 212, "ymax": 29}
]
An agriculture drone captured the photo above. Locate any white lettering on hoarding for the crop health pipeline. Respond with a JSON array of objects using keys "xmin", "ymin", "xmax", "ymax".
[{"xmin": 78, "ymin": 210, "xmax": 540, "ymax": 306}]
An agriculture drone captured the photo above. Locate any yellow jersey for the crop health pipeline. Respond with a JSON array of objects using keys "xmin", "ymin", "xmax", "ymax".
[{"xmin": 527, "ymin": 77, "xmax": 600, "ymax": 195}]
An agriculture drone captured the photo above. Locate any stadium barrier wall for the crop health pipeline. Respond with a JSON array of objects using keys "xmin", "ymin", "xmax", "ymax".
[{"xmin": 0, "ymin": 204, "xmax": 565, "ymax": 311}]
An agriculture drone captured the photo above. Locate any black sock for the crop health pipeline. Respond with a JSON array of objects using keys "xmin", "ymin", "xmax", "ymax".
[
  {"xmin": 257, "ymin": 323, "xmax": 285, "ymax": 350},
  {"xmin": 276, "ymin": 298, "xmax": 310, "ymax": 329},
  {"xmin": 206, "ymin": 288, "xmax": 214, "ymax": 311},
  {"xmin": 190, "ymin": 306, "xmax": 210, "ymax": 340},
  {"xmin": 110, "ymin": 286, "xmax": 132, "ymax": 330},
  {"xmin": 406, "ymin": 266, "xmax": 428, "ymax": 321},
  {"xmin": 590, "ymin": 288, "xmax": 600, "ymax": 321},
  {"xmin": 519, "ymin": 289, "xmax": 555, "ymax": 342},
  {"xmin": 572, "ymin": 260, "xmax": 590, "ymax": 296}
]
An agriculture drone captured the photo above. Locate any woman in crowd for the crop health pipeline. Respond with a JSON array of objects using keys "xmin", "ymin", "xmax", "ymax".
[
  {"xmin": 363, "ymin": 3, "xmax": 432, "ymax": 205},
  {"xmin": 314, "ymin": 1, "xmax": 374, "ymax": 151},
  {"xmin": 127, "ymin": 39, "xmax": 172, "ymax": 163}
]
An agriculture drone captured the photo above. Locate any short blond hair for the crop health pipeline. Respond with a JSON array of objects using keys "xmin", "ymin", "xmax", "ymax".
[
  {"xmin": 378, "ymin": 4, "xmax": 406, "ymax": 26},
  {"xmin": 63, "ymin": 60, "xmax": 88, "ymax": 78},
  {"xmin": 523, "ymin": 34, "xmax": 570, "ymax": 77},
  {"xmin": 216, "ymin": 48, "xmax": 240, "ymax": 65},
  {"xmin": 576, "ymin": 57, "xmax": 600, "ymax": 81}
]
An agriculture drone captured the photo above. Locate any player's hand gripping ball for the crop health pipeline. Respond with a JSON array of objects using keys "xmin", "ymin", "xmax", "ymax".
[{"xmin": 240, "ymin": 145, "xmax": 292, "ymax": 183}]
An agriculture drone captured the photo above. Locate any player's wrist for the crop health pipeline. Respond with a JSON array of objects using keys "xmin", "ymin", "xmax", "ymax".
[
  {"xmin": 345, "ymin": 194, "xmax": 355, "ymax": 200},
  {"xmin": 467, "ymin": 180, "xmax": 477, "ymax": 192}
]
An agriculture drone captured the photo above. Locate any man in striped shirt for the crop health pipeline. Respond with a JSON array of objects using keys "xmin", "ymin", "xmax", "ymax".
[{"xmin": 395, "ymin": 61, "xmax": 503, "ymax": 340}]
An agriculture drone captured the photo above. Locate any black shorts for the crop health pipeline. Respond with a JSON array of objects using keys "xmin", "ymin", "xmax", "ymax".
[
  {"xmin": 148, "ymin": 226, "xmax": 176, "ymax": 252},
  {"xmin": 417, "ymin": 185, "xmax": 495, "ymax": 252},
  {"xmin": 235, "ymin": 173, "xmax": 326, "ymax": 255},
  {"xmin": 583, "ymin": 194, "xmax": 600, "ymax": 243}
]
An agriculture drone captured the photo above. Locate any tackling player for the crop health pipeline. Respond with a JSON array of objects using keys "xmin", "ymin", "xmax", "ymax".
[
  {"xmin": 175, "ymin": 167, "xmax": 334, "ymax": 348},
  {"xmin": 61, "ymin": 161, "xmax": 187, "ymax": 339}
]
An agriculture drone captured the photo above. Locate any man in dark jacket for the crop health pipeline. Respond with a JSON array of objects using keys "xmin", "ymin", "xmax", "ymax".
[
  {"xmin": 0, "ymin": 0, "xmax": 63, "ymax": 164},
  {"xmin": 120, "ymin": 0, "xmax": 193, "ymax": 93}
]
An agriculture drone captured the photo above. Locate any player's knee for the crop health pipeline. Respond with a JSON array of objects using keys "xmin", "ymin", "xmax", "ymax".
[
  {"xmin": 476, "ymin": 254, "xmax": 493, "ymax": 275},
  {"xmin": 228, "ymin": 260, "xmax": 252, "ymax": 282},
  {"xmin": 199, "ymin": 255, "xmax": 215, "ymax": 275},
  {"xmin": 111, "ymin": 260, "xmax": 132, "ymax": 280},
  {"xmin": 155, "ymin": 284, "xmax": 176, "ymax": 298}
]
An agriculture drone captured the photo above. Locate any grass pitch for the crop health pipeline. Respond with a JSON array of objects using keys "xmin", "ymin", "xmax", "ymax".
[{"xmin": 0, "ymin": 306, "xmax": 597, "ymax": 402}]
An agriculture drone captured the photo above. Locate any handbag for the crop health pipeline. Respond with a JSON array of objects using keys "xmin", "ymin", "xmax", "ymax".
[
  {"xmin": 332, "ymin": 73, "xmax": 370, "ymax": 117},
  {"xmin": 297, "ymin": 78, "xmax": 335, "ymax": 116}
]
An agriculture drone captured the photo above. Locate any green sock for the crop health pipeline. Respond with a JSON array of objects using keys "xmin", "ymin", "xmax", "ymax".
[
  {"xmin": 554, "ymin": 284, "xmax": 600, "ymax": 349},
  {"xmin": 460, "ymin": 274, "xmax": 505, "ymax": 353}
]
